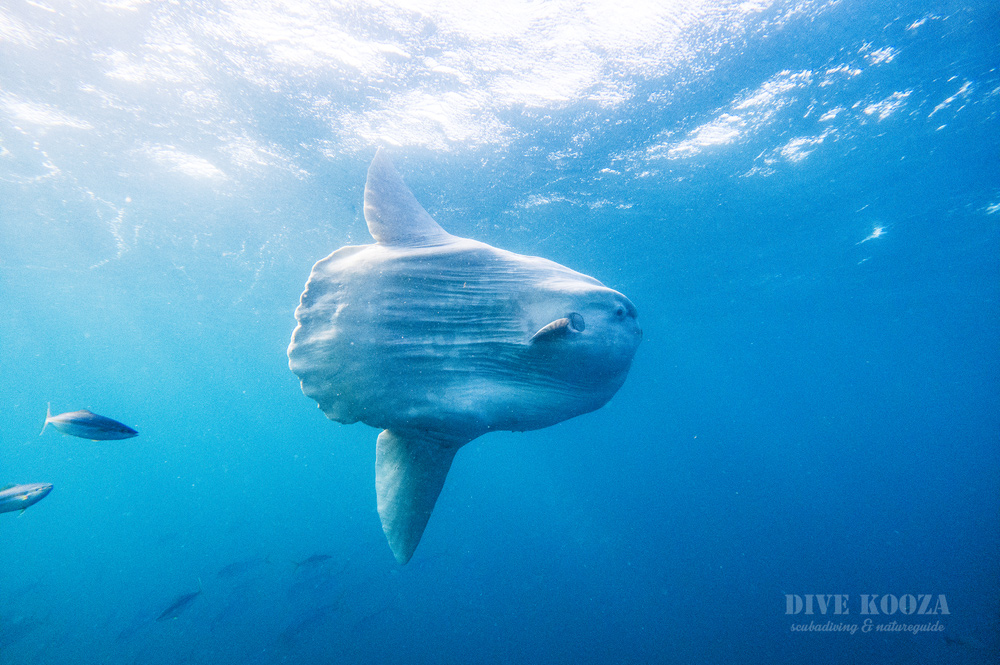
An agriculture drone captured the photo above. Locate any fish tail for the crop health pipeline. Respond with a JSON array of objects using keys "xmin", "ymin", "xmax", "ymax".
[{"xmin": 40, "ymin": 403, "xmax": 51, "ymax": 436}]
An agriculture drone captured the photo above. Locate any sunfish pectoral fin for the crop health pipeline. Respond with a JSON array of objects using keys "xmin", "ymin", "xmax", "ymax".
[
  {"xmin": 529, "ymin": 312, "xmax": 586, "ymax": 343},
  {"xmin": 375, "ymin": 429, "xmax": 463, "ymax": 565}
]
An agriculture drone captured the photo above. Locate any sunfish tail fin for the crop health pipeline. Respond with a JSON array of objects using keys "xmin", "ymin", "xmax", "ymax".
[
  {"xmin": 40, "ymin": 403, "xmax": 52, "ymax": 436},
  {"xmin": 375, "ymin": 430, "xmax": 464, "ymax": 565}
]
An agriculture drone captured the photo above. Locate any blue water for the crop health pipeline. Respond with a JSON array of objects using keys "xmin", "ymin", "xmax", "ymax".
[{"xmin": 2, "ymin": 1, "xmax": 998, "ymax": 663}]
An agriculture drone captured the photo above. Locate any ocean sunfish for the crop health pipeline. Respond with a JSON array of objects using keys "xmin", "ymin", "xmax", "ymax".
[{"xmin": 288, "ymin": 149, "xmax": 642, "ymax": 564}]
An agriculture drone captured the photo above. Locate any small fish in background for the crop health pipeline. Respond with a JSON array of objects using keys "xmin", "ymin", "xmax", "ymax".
[
  {"xmin": 0, "ymin": 483, "xmax": 53, "ymax": 515},
  {"xmin": 292, "ymin": 554, "xmax": 332, "ymax": 571},
  {"xmin": 40, "ymin": 403, "xmax": 138, "ymax": 440},
  {"xmin": 156, "ymin": 580, "xmax": 202, "ymax": 622}
]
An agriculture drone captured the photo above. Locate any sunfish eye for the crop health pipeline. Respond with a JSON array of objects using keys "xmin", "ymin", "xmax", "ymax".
[
  {"xmin": 615, "ymin": 306, "xmax": 625, "ymax": 317},
  {"xmin": 568, "ymin": 312, "xmax": 585, "ymax": 332}
]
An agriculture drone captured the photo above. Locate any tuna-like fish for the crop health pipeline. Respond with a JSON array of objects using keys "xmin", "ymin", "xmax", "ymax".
[
  {"xmin": 0, "ymin": 483, "xmax": 53, "ymax": 514},
  {"xmin": 156, "ymin": 582, "xmax": 202, "ymax": 621},
  {"xmin": 292, "ymin": 554, "xmax": 332, "ymax": 571},
  {"xmin": 41, "ymin": 404, "xmax": 138, "ymax": 440}
]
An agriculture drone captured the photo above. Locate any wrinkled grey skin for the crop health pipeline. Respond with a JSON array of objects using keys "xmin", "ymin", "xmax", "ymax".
[{"xmin": 289, "ymin": 149, "xmax": 641, "ymax": 564}]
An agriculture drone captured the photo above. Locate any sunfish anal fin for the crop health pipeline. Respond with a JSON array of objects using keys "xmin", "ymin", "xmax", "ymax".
[
  {"xmin": 376, "ymin": 429, "xmax": 463, "ymax": 565},
  {"xmin": 364, "ymin": 148, "xmax": 454, "ymax": 248}
]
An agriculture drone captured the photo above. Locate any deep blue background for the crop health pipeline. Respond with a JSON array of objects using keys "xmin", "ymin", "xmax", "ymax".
[{"xmin": 1, "ymin": 1, "xmax": 997, "ymax": 663}]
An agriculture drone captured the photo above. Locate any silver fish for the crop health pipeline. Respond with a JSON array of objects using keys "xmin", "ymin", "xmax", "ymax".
[
  {"xmin": 41, "ymin": 403, "xmax": 138, "ymax": 440},
  {"xmin": 0, "ymin": 483, "xmax": 53, "ymax": 514}
]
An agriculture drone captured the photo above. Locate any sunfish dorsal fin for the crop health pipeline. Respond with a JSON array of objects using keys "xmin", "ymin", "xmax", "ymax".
[
  {"xmin": 364, "ymin": 148, "xmax": 454, "ymax": 247},
  {"xmin": 375, "ymin": 430, "xmax": 463, "ymax": 564}
]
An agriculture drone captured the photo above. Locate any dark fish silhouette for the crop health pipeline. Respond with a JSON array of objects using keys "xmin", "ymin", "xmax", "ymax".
[
  {"xmin": 0, "ymin": 483, "xmax": 53, "ymax": 514},
  {"xmin": 292, "ymin": 554, "xmax": 332, "ymax": 571},
  {"xmin": 41, "ymin": 403, "xmax": 138, "ymax": 440},
  {"xmin": 278, "ymin": 603, "xmax": 338, "ymax": 646},
  {"xmin": 156, "ymin": 582, "xmax": 202, "ymax": 621}
]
